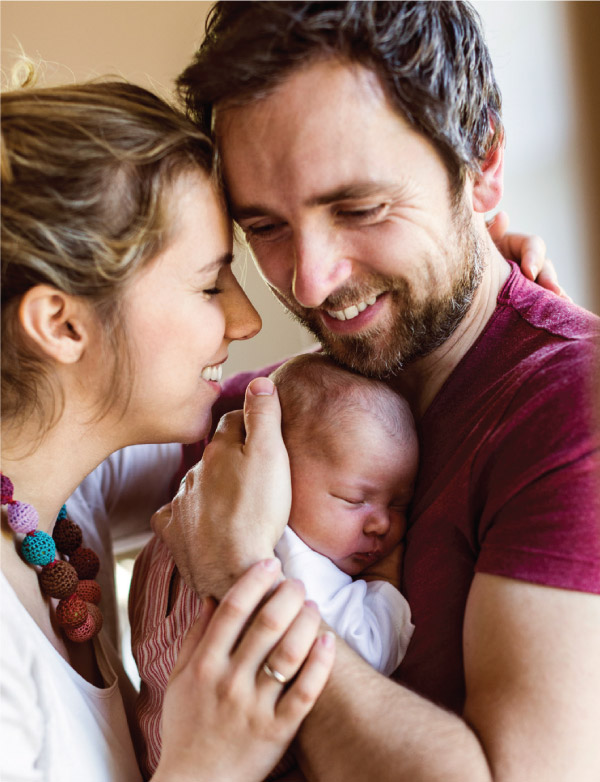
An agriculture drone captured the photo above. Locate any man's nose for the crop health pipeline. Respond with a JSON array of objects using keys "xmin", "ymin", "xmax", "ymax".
[
  {"xmin": 363, "ymin": 509, "xmax": 391, "ymax": 537},
  {"xmin": 291, "ymin": 229, "xmax": 353, "ymax": 308}
]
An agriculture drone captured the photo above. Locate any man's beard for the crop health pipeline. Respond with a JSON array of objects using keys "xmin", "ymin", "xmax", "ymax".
[{"xmin": 274, "ymin": 211, "xmax": 485, "ymax": 379}]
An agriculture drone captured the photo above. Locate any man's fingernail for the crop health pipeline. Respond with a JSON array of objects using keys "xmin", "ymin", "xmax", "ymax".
[
  {"xmin": 248, "ymin": 377, "xmax": 275, "ymax": 396},
  {"xmin": 261, "ymin": 558, "xmax": 280, "ymax": 571}
]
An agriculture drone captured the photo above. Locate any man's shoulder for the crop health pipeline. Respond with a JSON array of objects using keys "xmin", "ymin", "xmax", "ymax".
[
  {"xmin": 497, "ymin": 263, "xmax": 600, "ymax": 345},
  {"xmin": 462, "ymin": 266, "xmax": 600, "ymax": 398}
]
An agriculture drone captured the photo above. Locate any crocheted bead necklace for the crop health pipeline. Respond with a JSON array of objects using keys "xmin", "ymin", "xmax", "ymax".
[{"xmin": 1, "ymin": 473, "xmax": 103, "ymax": 643}]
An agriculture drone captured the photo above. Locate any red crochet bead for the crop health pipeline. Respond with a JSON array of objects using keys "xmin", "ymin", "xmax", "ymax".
[
  {"xmin": 87, "ymin": 602, "xmax": 103, "ymax": 634},
  {"xmin": 56, "ymin": 594, "xmax": 88, "ymax": 628},
  {"xmin": 53, "ymin": 518, "xmax": 82, "ymax": 555},
  {"xmin": 1, "ymin": 474, "xmax": 14, "ymax": 503},
  {"xmin": 69, "ymin": 547, "xmax": 100, "ymax": 579},
  {"xmin": 7, "ymin": 500, "xmax": 39, "ymax": 534},
  {"xmin": 76, "ymin": 579, "xmax": 101, "ymax": 605},
  {"xmin": 64, "ymin": 611, "xmax": 96, "ymax": 642},
  {"xmin": 39, "ymin": 561, "xmax": 78, "ymax": 599}
]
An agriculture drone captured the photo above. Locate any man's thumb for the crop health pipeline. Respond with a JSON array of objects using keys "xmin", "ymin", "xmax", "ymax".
[{"xmin": 243, "ymin": 377, "xmax": 282, "ymax": 448}]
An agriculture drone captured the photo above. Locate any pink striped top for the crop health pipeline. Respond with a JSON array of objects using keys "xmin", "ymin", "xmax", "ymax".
[{"xmin": 129, "ymin": 535, "xmax": 203, "ymax": 779}]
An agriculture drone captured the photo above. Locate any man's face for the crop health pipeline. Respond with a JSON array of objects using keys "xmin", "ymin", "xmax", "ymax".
[{"xmin": 217, "ymin": 59, "xmax": 483, "ymax": 378}]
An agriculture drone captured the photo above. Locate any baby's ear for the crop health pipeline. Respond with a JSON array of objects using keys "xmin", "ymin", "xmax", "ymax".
[
  {"xmin": 18, "ymin": 285, "xmax": 91, "ymax": 364},
  {"xmin": 471, "ymin": 138, "xmax": 504, "ymax": 214}
]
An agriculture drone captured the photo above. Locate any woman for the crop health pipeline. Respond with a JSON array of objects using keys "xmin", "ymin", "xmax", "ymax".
[{"xmin": 1, "ymin": 77, "xmax": 335, "ymax": 782}]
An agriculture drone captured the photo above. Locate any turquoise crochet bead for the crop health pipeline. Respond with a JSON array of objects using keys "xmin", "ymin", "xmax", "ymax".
[
  {"xmin": 22, "ymin": 531, "xmax": 56, "ymax": 566},
  {"xmin": 57, "ymin": 504, "xmax": 68, "ymax": 522}
]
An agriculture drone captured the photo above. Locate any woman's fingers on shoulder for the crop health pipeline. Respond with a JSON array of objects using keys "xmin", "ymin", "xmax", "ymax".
[{"xmin": 486, "ymin": 209, "xmax": 509, "ymax": 243}]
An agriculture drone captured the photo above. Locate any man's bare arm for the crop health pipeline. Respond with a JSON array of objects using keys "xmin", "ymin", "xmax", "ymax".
[{"xmin": 295, "ymin": 575, "xmax": 600, "ymax": 781}]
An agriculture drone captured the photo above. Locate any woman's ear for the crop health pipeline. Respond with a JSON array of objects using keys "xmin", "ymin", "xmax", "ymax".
[
  {"xmin": 472, "ymin": 137, "xmax": 505, "ymax": 214},
  {"xmin": 18, "ymin": 285, "xmax": 91, "ymax": 364}
]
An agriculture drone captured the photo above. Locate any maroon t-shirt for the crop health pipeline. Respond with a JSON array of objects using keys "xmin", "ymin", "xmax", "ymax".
[{"xmin": 177, "ymin": 263, "xmax": 600, "ymax": 713}]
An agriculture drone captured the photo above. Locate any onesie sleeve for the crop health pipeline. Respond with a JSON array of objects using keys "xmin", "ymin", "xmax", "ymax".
[{"xmin": 275, "ymin": 527, "xmax": 414, "ymax": 675}]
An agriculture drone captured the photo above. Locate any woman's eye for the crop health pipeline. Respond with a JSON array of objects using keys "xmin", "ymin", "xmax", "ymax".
[{"xmin": 202, "ymin": 286, "xmax": 223, "ymax": 297}]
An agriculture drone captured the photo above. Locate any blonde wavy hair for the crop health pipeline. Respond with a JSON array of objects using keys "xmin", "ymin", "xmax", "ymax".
[{"xmin": 1, "ymin": 76, "xmax": 215, "ymax": 430}]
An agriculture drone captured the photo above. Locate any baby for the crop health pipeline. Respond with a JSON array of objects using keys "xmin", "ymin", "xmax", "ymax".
[
  {"xmin": 270, "ymin": 353, "xmax": 417, "ymax": 675},
  {"xmin": 129, "ymin": 353, "xmax": 418, "ymax": 777}
]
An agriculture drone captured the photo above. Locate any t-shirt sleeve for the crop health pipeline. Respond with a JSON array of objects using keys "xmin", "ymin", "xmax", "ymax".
[
  {"xmin": 275, "ymin": 527, "xmax": 414, "ymax": 675},
  {"xmin": 474, "ymin": 341, "xmax": 600, "ymax": 592},
  {"xmin": 0, "ymin": 617, "xmax": 44, "ymax": 781},
  {"xmin": 101, "ymin": 443, "xmax": 182, "ymax": 542}
]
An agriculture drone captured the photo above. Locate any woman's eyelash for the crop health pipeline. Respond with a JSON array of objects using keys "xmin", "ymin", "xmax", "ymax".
[{"xmin": 203, "ymin": 286, "xmax": 223, "ymax": 296}]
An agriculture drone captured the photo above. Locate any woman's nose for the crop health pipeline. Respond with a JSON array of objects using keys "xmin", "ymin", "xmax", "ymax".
[{"xmin": 224, "ymin": 274, "xmax": 262, "ymax": 342}]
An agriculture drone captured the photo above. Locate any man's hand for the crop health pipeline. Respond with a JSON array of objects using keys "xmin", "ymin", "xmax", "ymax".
[
  {"xmin": 152, "ymin": 377, "xmax": 292, "ymax": 600},
  {"xmin": 487, "ymin": 210, "xmax": 569, "ymax": 299}
]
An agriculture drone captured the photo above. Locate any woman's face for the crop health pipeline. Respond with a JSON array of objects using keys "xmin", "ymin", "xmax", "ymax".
[{"xmin": 120, "ymin": 171, "xmax": 261, "ymax": 444}]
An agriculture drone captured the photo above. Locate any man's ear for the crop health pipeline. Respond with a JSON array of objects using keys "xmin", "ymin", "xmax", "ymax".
[
  {"xmin": 18, "ymin": 285, "xmax": 91, "ymax": 364},
  {"xmin": 472, "ymin": 138, "xmax": 504, "ymax": 214}
]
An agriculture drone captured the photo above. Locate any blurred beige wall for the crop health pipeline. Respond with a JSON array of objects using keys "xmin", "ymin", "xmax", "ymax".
[{"xmin": 1, "ymin": 0, "xmax": 315, "ymax": 379}]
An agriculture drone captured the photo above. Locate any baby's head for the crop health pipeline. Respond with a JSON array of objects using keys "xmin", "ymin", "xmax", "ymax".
[{"xmin": 270, "ymin": 354, "xmax": 418, "ymax": 576}]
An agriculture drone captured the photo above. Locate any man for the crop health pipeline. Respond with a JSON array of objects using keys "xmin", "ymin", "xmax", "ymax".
[{"xmin": 160, "ymin": 3, "xmax": 600, "ymax": 779}]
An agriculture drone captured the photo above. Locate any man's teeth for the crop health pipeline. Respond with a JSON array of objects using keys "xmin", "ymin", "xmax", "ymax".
[
  {"xmin": 326, "ymin": 295, "xmax": 377, "ymax": 321},
  {"xmin": 201, "ymin": 364, "xmax": 223, "ymax": 382}
]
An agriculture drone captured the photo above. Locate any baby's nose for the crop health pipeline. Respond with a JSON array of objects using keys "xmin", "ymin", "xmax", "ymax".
[{"xmin": 363, "ymin": 509, "xmax": 391, "ymax": 536}]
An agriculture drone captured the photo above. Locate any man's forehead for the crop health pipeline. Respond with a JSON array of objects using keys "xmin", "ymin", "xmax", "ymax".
[{"xmin": 213, "ymin": 57, "xmax": 391, "ymax": 144}]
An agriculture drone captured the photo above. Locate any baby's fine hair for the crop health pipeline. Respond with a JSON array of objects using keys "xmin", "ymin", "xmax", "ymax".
[
  {"xmin": 1, "ymin": 72, "xmax": 215, "ymax": 427},
  {"xmin": 270, "ymin": 353, "xmax": 416, "ymax": 455}
]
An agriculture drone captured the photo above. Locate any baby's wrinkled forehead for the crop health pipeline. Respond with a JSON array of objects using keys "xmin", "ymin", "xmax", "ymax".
[{"xmin": 270, "ymin": 353, "xmax": 418, "ymax": 456}]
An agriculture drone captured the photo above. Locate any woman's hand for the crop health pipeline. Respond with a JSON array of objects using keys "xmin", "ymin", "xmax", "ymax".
[
  {"xmin": 153, "ymin": 377, "xmax": 292, "ymax": 600},
  {"xmin": 153, "ymin": 559, "xmax": 335, "ymax": 782},
  {"xmin": 487, "ymin": 211, "xmax": 569, "ymax": 299}
]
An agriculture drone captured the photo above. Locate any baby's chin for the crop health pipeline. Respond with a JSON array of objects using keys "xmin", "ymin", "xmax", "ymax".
[{"xmin": 335, "ymin": 555, "xmax": 374, "ymax": 577}]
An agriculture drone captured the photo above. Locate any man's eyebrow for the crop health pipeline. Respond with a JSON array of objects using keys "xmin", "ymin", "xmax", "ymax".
[
  {"xmin": 309, "ymin": 182, "xmax": 396, "ymax": 206},
  {"xmin": 197, "ymin": 251, "xmax": 234, "ymax": 275},
  {"xmin": 231, "ymin": 181, "xmax": 396, "ymax": 220}
]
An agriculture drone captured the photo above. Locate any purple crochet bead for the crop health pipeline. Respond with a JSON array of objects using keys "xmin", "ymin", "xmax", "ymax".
[
  {"xmin": 1, "ymin": 474, "xmax": 14, "ymax": 504},
  {"xmin": 22, "ymin": 531, "xmax": 56, "ymax": 566},
  {"xmin": 7, "ymin": 500, "xmax": 39, "ymax": 534}
]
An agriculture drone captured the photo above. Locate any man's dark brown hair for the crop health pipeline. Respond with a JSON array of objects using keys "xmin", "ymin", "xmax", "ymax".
[{"xmin": 178, "ymin": 1, "xmax": 503, "ymax": 194}]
